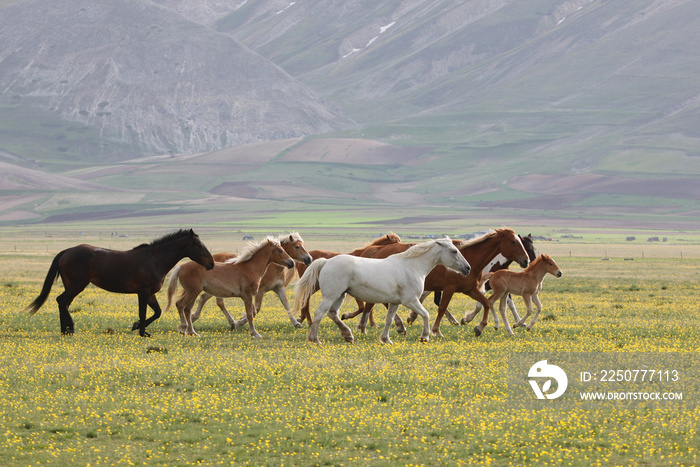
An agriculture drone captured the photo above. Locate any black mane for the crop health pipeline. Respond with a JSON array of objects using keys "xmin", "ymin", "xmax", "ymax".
[{"xmin": 134, "ymin": 229, "xmax": 193, "ymax": 249}]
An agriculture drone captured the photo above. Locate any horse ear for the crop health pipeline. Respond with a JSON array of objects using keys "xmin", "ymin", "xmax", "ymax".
[
  {"xmin": 289, "ymin": 234, "xmax": 294, "ymax": 242},
  {"xmin": 188, "ymin": 229, "xmax": 195, "ymax": 238},
  {"xmin": 527, "ymin": 234, "xmax": 532, "ymax": 239}
]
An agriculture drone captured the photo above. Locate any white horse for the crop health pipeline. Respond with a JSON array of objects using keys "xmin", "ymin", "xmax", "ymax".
[{"xmin": 294, "ymin": 238, "xmax": 471, "ymax": 345}]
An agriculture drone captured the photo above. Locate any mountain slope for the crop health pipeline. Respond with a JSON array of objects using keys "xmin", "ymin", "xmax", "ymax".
[{"xmin": 0, "ymin": 0, "xmax": 352, "ymax": 157}]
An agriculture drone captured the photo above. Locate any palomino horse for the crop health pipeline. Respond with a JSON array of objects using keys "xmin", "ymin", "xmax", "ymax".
[
  {"xmin": 190, "ymin": 233, "xmax": 312, "ymax": 329},
  {"xmin": 294, "ymin": 233, "xmax": 402, "ymax": 326},
  {"xmin": 356, "ymin": 228, "xmax": 530, "ymax": 337},
  {"xmin": 164, "ymin": 238, "xmax": 294, "ymax": 338},
  {"xmin": 484, "ymin": 254, "xmax": 562, "ymax": 336},
  {"xmin": 294, "ymin": 238, "xmax": 471, "ymax": 344},
  {"xmin": 460, "ymin": 234, "xmax": 537, "ymax": 328},
  {"xmin": 25, "ymin": 229, "xmax": 214, "ymax": 337}
]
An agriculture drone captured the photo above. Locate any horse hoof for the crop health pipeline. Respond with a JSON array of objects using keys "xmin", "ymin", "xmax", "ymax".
[
  {"xmin": 345, "ymin": 336, "xmax": 354, "ymax": 343},
  {"xmin": 294, "ymin": 323, "xmax": 303, "ymax": 329},
  {"xmin": 131, "ymin": 321, "xmax": 140, "ymax": 331},
  {"xmin": 460, "ymin": 318, "xmax": 467, "ymax": 326},
  {"xmin": 397, "ymin": 329, "xmax": 407, "ymax": 335},
  {"xmin": 474, "ymin": 326, "xmax": 482, "ymax": 337},
  {"xmin": 340, "ymin": 313, "xmax": 348, "ymax": 320},
  {"xmin": 380, "ymin": 338, "xmax": 394, "ymax": 345},
  {"xmin": 419, "ymin": 337, "xmax": 429, "ymax": 343}
]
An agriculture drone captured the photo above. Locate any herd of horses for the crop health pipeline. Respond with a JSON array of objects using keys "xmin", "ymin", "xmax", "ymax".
[{"xmin": 25, "ymin": 227, "xmax": 563, "ymax": 343}]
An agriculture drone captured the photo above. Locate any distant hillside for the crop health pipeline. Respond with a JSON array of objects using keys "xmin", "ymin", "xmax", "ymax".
[
  {"xmin": 1, "ymin": 0, "xmax": 699, "ymax": 230},
  {"xmin": 0, "ymin": 0, "xmax": 351, "ymax": 157}
]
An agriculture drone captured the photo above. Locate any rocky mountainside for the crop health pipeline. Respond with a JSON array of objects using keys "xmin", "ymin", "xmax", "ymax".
[{"xmin": 0, "ymin": 0, "xmax": 351, "ymax": 156}]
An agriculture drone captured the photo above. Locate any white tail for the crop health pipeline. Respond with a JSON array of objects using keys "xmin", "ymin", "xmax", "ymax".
[
  {"xmin": 293, "ymin": 258, "xmax": 327, "ymax": 315},
  {"xmin": 162, "ymin": 265, "xmax": 181, "ymax": 313}
]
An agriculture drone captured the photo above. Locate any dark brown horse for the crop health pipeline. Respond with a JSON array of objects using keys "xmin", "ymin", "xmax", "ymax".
[
  {"xmin": 294, "ymin": 233, "xmax": 402, "ymax": 325},
  {"xmin": 25, "ymin": 229, "xmax": 214, "ymax": 337},
  {"xmin": 355, "ymin": 228, "xmax": 530, "ymax": 337}
]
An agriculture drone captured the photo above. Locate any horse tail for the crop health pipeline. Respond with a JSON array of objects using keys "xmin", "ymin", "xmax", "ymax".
[
  {"xmin": 293, "ymin": 258, "xmax": 327, "ymax": 315},
  {"xmin": 26, "ymin": 251, "xmax": 64, "ymax": 315},
  {"xmin": 162, "ymin": 265, "xmax": 181, "ymax": 313},
  {"xmin": 479, "ymin": 272, "xmax": 495, "ymax": 290}
]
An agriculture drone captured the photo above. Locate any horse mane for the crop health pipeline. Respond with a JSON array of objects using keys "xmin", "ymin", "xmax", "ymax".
[
  {"xmin": 396, "ymin": 238, "xmax": 445, "ymax": 259},
  {"xmin": 365, "ymin": 232, "xmax": 401, "ymax": 247},
  {"xmin": 458, "ymin": 227, "xmax": 516, "ymax": 249},
  {"xmin": 231, "ymin": 237, "xmax": 279, "ymax": 264},
  {"xmin": 525, "ymin": 254, "xmax": 549, "ymax": 270},
  {"xmin": 277, "ymin": 232, "xmax": 302, "ymax": 245},
  {"xmin": 133, "ymin": 229, "xmax": 192, "ymax": 250}
]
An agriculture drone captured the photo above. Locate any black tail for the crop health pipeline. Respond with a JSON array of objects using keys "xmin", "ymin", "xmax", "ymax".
[{"xmin": 25, "ymin": 251, "xmax": 64, "ymax": 315}]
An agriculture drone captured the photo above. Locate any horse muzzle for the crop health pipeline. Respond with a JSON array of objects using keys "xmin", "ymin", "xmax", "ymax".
[
  {"xmin": 556, "ymin": 270, "xmax": 563, "ymax": 278},
  {"xmin": 204, "ymin": 260, "xmax": 215, "ymax": 270},
  {"xmin": 302, "ymin": 254, "xmax": 312, "ymax": 266},
  {"xmin": 459, "ymin": 264, "xmax": 471, "ymax": 276},
  {"xmin": 519, "ymin": 259, "xmax": 530, "ymax": 268},
  {"xmin": 285, "ymin": 259, "xmax": 295, "ymax": 269}
]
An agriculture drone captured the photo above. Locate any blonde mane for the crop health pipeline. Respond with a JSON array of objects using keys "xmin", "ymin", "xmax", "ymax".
[
  {"xmin": 277, "ymin": 232, "xmax": 302, "ymax": 245},
  {"xmin": 231, "ymin": 237, "xmax": 280, "ymax": 264},
  {"xmin": 396, "ymin": 238, "xmax": 447, "ymax": 259}
]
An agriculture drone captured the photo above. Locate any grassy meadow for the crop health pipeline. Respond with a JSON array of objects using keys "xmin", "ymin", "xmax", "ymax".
[{"xmin": 0, "ymin": 236, "xmax": 699, "ymax": 466}]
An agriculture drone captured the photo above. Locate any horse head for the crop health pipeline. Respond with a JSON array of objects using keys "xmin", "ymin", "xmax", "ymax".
[
  {"xmin": 437, "ymin": 237, "xmax": 471, "ymax": 276},
  {"xmin": 268, "ymin": 239, "xmax": 295, "ymax": 269},
  {"xmin": 541, "ymin": 254, "xmax": 563, "ymax": 278},
  {"xmin": 498, "ymin": 228, "xmax": 530, "ymax": 268},
  {"xmin": 281, "ymin": 233, "xmax": 312, "ymax": 265},
  {"xmin": 186, "ymin": 230, "xmax": 215, "ymax": 270}
]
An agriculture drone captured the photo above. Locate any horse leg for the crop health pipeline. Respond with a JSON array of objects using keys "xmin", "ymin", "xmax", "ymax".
[
  {"xmin": 404, "ymin": 298, "xmax": 431, "ymax": 342},
  {"xmin": 408, "ymin": 291, "xmax": 430, "ymax": 326},
  {"xmin": 137, "ymin": 294, "xmax": 164, "ymax": 337},
  {"xmin": 498, "ymin": 297, "xmax": 515, "ymax": 337},
  {"xmin": 299, "ymin": 301, "xmax": 312, "ymax": 326},
  {"xmin": 55, "ymin": 281, "xmax": 86, "ymax": 335},
  {"xmin": 492, "ymin": 302, "xmax": 500, "ymax": 330},
  {"xmin": 507, "ymin": 293, "xmax": 523, "ymax": 326},
  {"xmin": 428, "ymin": 291, "xmax": 458, "ymax": 325},
  {"xmin": 393, "ymin": 305, "xmax": 407, "ymax": 335},
  {"xmin": 191, "ymin": 292, "xmax": 211, "ymax": 322},
  {"xmin": 308, "ymin": 295, "xmax": 342, "ymax": 344},
  {"xmin": 340, "ymin": 298, "xmax": 364, "ymax": 321},
  {"xmin": 327, "ymin": 300, "xmax": 354, "ymax": 343},
  {"xmin": 379, "ymin": 303, "xmax": 400, "ymax": 344},
  {"xmin": 527, "ymin": 295, "xmax": 543, "ymax": 331},
  {"xmin": 175, "ymin": 289, "xmax": 200, "ymax": 335},
  {"xmin": 357, "ymin": 302, "xmax": 374, "ymax": 334},
  {"xmin": 273, "ymin": 286, "xmax": 301, "ymax": 328},
  {"xmin": 514, "ymin": 296, "xmax": 533, "ymax": 329},
  {"xmin": 471, "ymin": 290, "xmax": 493, "ymax": 337},
  {"xmin": 242, "ymin": 296, "xmax": 262, "ymax": 339},
  {"xmin": 430, "ymin": 289, "xmax": 455, "ymax": 337},
  {"xmin": 462, "ymin": 301, "xmax": 482, "ymax": 325}
]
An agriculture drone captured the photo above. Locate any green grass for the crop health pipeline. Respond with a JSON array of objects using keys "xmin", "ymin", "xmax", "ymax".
[{"xmin": 1, "ymin": 251, "xmax": 699, "ymax": 465}]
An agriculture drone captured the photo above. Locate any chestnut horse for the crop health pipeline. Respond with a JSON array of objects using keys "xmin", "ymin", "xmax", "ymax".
[
  {"xmin": 25, "ymin": 229, "xmax": 214, "ymax": 337},
  {"xmin": 190, "ymin": 233, "xmax": 312, "ymax": 329},
  {"xmin": 294, "ymin": 233, "xmax": 402, "ymax": 326},
  {"xmin": 164, "ymin": 238, "xmax": 294, "ymax": 338},
  {"xmin": 356, "ymin": 228, "xmax": 530, "ymax": 337},
  {"xmin": 460, "ymin": 234, "xmax": 537, "ymax": 328},
  {"xmin": 483, "ymin": 254, "xmax": 562, "ymax": 335}
]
